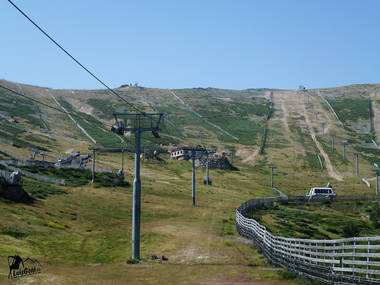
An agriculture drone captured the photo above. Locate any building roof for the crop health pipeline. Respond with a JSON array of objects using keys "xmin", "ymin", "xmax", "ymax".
[{"xmin": 170, "ymin": 146, "xmax": 207, "ymax": 153}]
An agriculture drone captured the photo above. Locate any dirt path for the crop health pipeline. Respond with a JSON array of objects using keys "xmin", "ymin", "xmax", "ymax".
[
  {"xmin": 278, "ymin": 95, "xmax": 294, "ymax": 147},
  {"xmin": 272, "ymin": 90, "xmax": 306, "ymax": 157},
  {"xmin": 242, "ymin": 148, "xmax": 259, "ymax": 164},
  {"xmin": 302, "ymin": 101, "xmax": 343, "ymax": 181}
]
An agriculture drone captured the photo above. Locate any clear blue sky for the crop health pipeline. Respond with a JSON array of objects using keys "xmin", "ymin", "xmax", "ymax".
[{"xmin": 1, "ymin": 0, "xmax": 380, "ymax": 90}]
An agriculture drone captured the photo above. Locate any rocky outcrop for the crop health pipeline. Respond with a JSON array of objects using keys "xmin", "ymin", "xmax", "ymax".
[
  {"xmin": 195, "ymin": 157, "xmax": 237, "ymax": 170},
  {"xmin": 0, "ymin": 170, "xmax": 32, "ymax": 203},
  {"xmin": 0, "ymin": 183, "xmax": 32, "ymax": 203}
]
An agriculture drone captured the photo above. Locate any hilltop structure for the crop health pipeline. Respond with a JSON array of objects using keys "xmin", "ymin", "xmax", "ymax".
[{"xmin": 170, "ymin": 146, "xmax": 207, "ymax": 160}]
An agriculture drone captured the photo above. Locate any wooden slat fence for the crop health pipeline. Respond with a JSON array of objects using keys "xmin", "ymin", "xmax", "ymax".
[{"xmin": 236, "ymin": 196, "xmax": 380, "ymax": 284}]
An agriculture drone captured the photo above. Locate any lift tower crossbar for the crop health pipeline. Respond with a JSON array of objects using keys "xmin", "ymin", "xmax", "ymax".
[{"xmin": 113, "ymin": 113, "xmax": 163, "ymax": 260}]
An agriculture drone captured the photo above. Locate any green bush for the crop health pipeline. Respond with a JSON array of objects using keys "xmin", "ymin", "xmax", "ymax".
[
  {"xmin": 126, "ymin": 258, "xmax": 139, "ymax": 264},
  {"xmin": 23, "ymin": 180, "xmax": 67, "ymax": 199},
  {"xmin": 328, "ymin": 98, "xmax": 370, "ymax": 123},
  {"xmin": 18, "ymin": 165, "xmax": 130, "ymax": 188},
  {"xmin": 343, "ymin": 221, "xmax": 361, "ymax": 238},
  {"xmin": 280, "ymin": 269, "xmax": 297, "ymax": 280}
]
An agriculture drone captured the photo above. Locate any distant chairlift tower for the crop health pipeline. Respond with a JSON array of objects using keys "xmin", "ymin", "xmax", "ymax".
[
  {"xmin": 374, "ymin": 164, "xmax": 380, "ymax": 196},
  {"xmin": 330, "ymin": 132, "xmax": 336, "ymax": 152},
  {"xmin": 112, "ymin": 113, "xmax": 163, "ymax": 260},
  {"xmin": 354, "ymin": 152, "xmax": 360, "ymax": 176},
  {"xmin": 321, "ymin": 122, "xmax": 326, "ymax": 136},
  {"xmin": 268, "ymin": 166, "xmax": 277, "ymax": 188},
  {"xmin": 341, "ymin": 141, "xmax": 348, "ymax": 160},
  {"xmin": 204, "ymin": 150, "xmax": 212, "ymax": 186}
]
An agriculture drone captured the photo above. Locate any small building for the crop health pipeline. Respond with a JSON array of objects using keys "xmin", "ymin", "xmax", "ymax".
[{"xmin": 170, "ymin": 146, "xmax": 207, "ymax": 160}]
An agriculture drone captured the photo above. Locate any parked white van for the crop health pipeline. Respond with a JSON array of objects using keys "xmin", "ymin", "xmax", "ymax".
[{"xmin": 306, "ymin": 182, "xmax": 336, "ymax": 198}]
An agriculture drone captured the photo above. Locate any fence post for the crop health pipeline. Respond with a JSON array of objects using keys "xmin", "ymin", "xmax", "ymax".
[
  {"xmin": 353, "ymin": 240, "xmax": 355, "ymax": 277},
  {"xmin": 342, "ymin": 242, "xmax": 344, "ymax": 276},
  {"xmin": 367, "ymin": 240, "xmax": 370, "ymax": 279}
]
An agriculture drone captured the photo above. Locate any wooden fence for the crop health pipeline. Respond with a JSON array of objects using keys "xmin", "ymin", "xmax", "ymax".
[{"xmin": 236, "ymin": 196, "xmax": 380, "ymax": 284}]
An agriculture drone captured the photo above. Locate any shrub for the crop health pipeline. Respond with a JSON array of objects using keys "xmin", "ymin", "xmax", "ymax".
[
  {"xmin": 22, "ymin": 180, "xmax": 67, "ymax": 199},
  {"xmin": 280, "ymin": 269, "xmax": 297, "ymax": 280},
  {"xmin": 343, "ymin": 222, "xmax": 361, "ymax": 238},
  {"xmin": 126, "ymin": 258, "xmax": 139, "ymax": 264}
]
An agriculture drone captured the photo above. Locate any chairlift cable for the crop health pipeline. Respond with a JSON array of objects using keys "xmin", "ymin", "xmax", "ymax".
[
  {"xmin": 0, "ymin": 83, "xmax": 112, "ymax": 129},
  {"xmin": 7, "ymin": 0, "xmax": 142, "ymax": 113}
]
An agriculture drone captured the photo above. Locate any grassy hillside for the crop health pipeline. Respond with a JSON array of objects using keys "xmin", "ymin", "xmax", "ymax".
[
  {"xmin": 249, "ymin": 200, "xmax": 380, "ymax": 240},
  {"xmin": 0, "ymin": 79, "xmax": 380, "ymax": 284}
]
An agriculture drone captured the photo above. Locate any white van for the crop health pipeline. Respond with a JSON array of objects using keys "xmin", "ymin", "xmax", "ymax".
[{"xmin": 306, "ymin": 183, "xmax": 336, "ymax": 198}]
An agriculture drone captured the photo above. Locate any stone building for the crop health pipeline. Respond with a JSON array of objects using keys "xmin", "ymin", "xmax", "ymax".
[{"xmin": 170, "ymin": 146, "xmax": 207, "ymax": 160}]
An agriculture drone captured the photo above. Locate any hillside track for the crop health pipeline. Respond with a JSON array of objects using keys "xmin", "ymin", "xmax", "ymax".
[
  {"xmin": 271, "ymin": 90, "xmax": 307, "ymax": 158},
  {"xmin": 276, "ymin": 92, "xmax": 298, "ymax": 153},
  {"xmin": 273, "ymin": 89, "xmax": 343, "ymax": 180},
  {"xmin": 242, "ymin": 148, "xmax": 259, "ymax": 164},
  {"xmin": 302, "ymin": 95, "xmax": 343, "ymax": 181}
]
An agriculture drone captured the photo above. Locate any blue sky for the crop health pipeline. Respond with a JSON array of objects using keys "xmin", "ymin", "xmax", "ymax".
[{"xmin": 1, "ymin": 0, "xmax": 380, "ymax": 90}]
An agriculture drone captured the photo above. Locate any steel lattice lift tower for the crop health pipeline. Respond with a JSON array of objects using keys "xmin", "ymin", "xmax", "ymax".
[{"xmin": 112, "ymin": 113, "xmax": 163, "ymax": 260}]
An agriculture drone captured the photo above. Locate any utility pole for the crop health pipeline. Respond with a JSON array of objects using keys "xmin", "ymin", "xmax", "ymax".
[
  {"xmin": 230, "ymin": 148, "xmax": 235, "ymax": 164},
  {"xmin": 92, "ymin": 149, "xmax": 96, "ymax": 182},
  {"xmin": 204, "ymin": 150, "xmax": 211, "ymax": 185},
  {"xmin": 373, "ymin": 168, "xmax": 379, "ymax": 196},
  {"xmin": 121, "ymin": 149, "xmax": 125, "ymax": 174},
  {"xmin": 354, "ymin": 152, "xmax": 360, "ymax": 176},
  {"xmin": 112, "ymin": 113, "xmax": 163, "ymax": 260},
  {"xmin": 341, "ymin": 141, "xmax": 348, "ymax": 160},
  {"xmin": 268, "ymin": 166, "xmax": 277, "ymax": 188},
  {"xmin": 199, "ymin": 131, "xmax": 203, "ymax": 147},
  {"xmin": 192, "ymin": 150, "xmax": 196, "ymax": 205},
  {"xmin": 330, "ymin": 133, "xmax": 336, "ymax": 152},
  {"xmin": 321, "ymin": 122, "xmax": 326, "ymax": 136}
]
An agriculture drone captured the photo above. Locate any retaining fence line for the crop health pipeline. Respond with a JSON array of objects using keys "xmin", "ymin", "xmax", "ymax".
[
  {"xmin": 0, "ymin": 169, "xmax": 11, "ymax": 183},
  {"xmin": 0, "ymin": 161, "xmax": 65, "ymax": 186},
  {"xmin": 236, "ymin": 196, "xmax": 380, "ymax": 284}
]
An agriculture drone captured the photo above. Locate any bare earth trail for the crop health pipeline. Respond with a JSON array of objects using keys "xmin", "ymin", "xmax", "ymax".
[
  {"xmin": 302, "ymin": 97, "xmax": 343, "ymax": 181},
  {"xmin": 274, "ymin": 89, "xmax": 343, "ymax": 180},
  {"xmin": 277, "ymin": 93, "xmax": 296, "ymax": 151},
  {"xmin": 272, "ymin": 90, "xmax": 306, "ymax": 158},
  {"xmin": 242, "ymin": 148, "xmax": 260, "ymax": 164}
]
